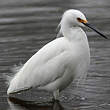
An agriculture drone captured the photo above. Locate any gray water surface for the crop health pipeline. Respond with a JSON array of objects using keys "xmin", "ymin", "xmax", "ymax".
[{"xmin": 0, "ymin": 0, "xmax": 110, "ymax": 110}]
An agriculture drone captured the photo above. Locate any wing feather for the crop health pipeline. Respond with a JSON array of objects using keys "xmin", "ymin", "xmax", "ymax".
[{"xmin": 7, "ymin": 37, "xmax": 69, "ymax": 94}]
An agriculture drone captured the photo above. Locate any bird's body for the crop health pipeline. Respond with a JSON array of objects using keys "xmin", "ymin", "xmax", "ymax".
[{"xmin": 7, "ymin": 9, "xmax": 106, "ymax": 100}]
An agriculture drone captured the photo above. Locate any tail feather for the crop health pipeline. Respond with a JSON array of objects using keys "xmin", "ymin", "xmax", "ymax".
[
  {"xmin": 7, "ymin": 87, "xmax": 32, "ymax": 95},
  {"xmin": 2, "ymin": 63, "xmax": 25, "ymax": 95},
  {"xmin": 6, "ymin": 63, "xmax": 34, "ymax": 95}
]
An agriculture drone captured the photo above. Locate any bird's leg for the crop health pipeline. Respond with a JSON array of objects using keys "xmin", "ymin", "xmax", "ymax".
[{"xmin": 53, "ymin": 89, "xmax": 59, "ymax": 101}]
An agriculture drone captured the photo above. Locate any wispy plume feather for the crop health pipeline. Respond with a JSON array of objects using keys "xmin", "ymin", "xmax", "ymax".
[
  {"xmin": 3, "ymin": 63, "xmax": 23, "ymax": 86},
  {"xmin": 56, "ymin": 21, "xmax": 62, "ymax": 38}
]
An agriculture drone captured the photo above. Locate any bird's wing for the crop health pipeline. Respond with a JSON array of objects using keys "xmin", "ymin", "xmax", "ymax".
[{"xmin": 7, "ymin": 37, "xmax": 71, "ymax": 94}]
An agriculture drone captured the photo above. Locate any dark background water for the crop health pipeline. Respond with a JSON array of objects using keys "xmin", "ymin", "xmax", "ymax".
[{"xmin": 0, "ymin": 0, "xmax": 110, "ymax": 110}]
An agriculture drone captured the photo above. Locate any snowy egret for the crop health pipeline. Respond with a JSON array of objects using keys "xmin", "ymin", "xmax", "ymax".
[{"xmin": 7, "ymin": 9, "xmax": 107, "ymax": 100}]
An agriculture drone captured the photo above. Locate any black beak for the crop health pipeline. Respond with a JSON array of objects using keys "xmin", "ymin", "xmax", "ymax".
[{"xmin": 83, "ymin": 22, "xmax": 108, "ymax": 39}]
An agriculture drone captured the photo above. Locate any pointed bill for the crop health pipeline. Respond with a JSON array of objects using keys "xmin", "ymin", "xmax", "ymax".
[
  {"xmin": 83, "ymin": 23, "xmax": 108, "ymax": 39},
  {"xmin": 77, "ymin": 18, "xmax": 108, "ymax": 39}
]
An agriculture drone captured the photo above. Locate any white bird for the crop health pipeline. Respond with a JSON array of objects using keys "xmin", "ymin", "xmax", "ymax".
[{"xmin": 7, "ymin": 9, "xmax": 107, "ymax": 100}]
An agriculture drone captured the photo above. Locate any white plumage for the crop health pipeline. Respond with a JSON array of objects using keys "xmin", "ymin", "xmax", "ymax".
[{"xmin": 7, "ymin": 9, "xmax": 90, "ymax": 100}]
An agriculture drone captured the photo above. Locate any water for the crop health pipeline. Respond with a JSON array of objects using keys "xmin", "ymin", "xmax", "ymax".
[{"xmin": 0, "ymin": 0, "xmax": 110, "ymax": 110}]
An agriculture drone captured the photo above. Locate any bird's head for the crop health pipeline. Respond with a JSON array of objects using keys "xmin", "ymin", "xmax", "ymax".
[
  {"xmin": 61, "ymin": 9, "xmax": 87, "ymax": 27},
  {"xmin": 59, "ymin": 9, "xmax": 108, "ymax": 39}
]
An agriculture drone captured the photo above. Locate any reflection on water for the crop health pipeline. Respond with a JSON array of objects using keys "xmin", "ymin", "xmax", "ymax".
[{"xmin": 8, "ymin": 97, "xmax": 64, "ymax": 110}]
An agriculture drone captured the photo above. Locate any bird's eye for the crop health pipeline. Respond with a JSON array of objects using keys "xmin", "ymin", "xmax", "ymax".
[{"xmin": 77, "ymin": 18, "xmax": 81, "ymax": 22}]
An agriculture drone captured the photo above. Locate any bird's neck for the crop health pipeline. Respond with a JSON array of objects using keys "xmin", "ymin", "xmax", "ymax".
[{"xmin": 61, "ymin": 23, "xmax": 85, "ymax": 41}]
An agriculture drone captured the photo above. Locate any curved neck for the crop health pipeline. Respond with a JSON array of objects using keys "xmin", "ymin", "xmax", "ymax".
[
  {"xmin": 60, "ymin": 22, "xmax": 88, "ymax": 45},
  {"xmin": 59, "ymin": 17, "xmax": 88, "ymax": 42},
  {"xmin": 61, "ymin": 22, "xmax": 82, "ymax": 40}
]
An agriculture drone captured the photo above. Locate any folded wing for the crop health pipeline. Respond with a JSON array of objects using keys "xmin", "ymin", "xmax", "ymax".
[{"xmin": 7, "ymin": 37, "xmax": 70, "ymax": 94}]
